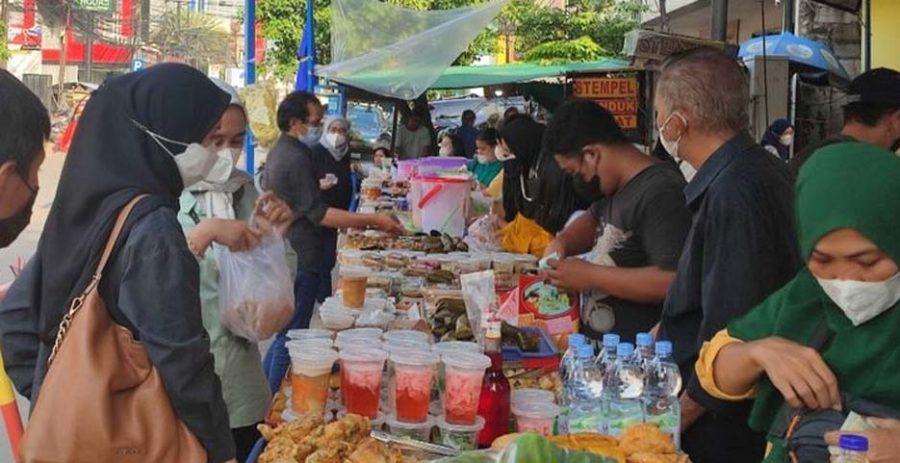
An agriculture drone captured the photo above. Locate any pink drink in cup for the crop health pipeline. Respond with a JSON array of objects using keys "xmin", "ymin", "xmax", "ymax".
[
  {"xmin": 513, "ymin": 401, "xmax": 560, "ymax": 436},
  {"xmin": 391, "ymin": 350, "xmax": 438, "ymax": 423},
  {"xmin": 442, "ymin": 352, "xmax": 491, "ymax": 425},
  {"xmin": 340, "ymin": 348, "xmax": 387, "ymax": 419}
]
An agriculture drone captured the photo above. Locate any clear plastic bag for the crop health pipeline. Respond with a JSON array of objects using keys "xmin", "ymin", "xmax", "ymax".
[{"xmin": 217, "ymin": 232, "xmax": 295, "ymax": 341}]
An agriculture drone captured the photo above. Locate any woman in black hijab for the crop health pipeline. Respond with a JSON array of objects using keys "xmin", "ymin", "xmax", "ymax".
[
  {"xmin": 498, "ymin": 114, "xmax": 586, "ymax": 234},
  {"xmin": 0, "ymin": 64, "xmax": 240, "ymax": 463}
]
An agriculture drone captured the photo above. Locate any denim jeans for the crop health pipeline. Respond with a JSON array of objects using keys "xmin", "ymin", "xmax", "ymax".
[{"xmin": 263, "ymin": 267, "xmax": 332, "ymax": 393}]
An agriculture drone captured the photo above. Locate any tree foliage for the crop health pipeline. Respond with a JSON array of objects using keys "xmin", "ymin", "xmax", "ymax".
[
  {"xmin": 150, "ymin": 11, "xmax": 233, "ymax": 65},
  {"xmin": 257, "ymin": 0, "xmax": 643, "ymax": 80},
  {"xmin": 0, "ymin": 22, "xmax": 10, "ymax": 62}
]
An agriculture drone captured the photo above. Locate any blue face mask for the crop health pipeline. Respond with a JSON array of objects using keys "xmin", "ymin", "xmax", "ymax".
[{"xmin": 301, "ymin": 126, "xmax": 323, "ymax": 146}]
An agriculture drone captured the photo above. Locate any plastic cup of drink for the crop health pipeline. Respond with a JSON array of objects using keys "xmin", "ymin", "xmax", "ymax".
[
  {"xmin": 442, "ymin": 352, "xmax": 491, "ymax": 425},
  {"xmin": 391, "ymin": 350, "xmax": 439, "ymax": 423},
  {"xmin": 384, "ymin": 330, "xmax": 433, "ymax": 345},
  {"xmin": 341, "ymin": 267, "xmax": 370, "ymax": 309},
  {"xmin": 436, "ymin": 415, "xmax": 486, "ymax": 452},
  {"xmin": 386, "ymin": 414, "xmax": 434, "ymax": 442},
  {"xmin": 432, "ymin": 341, "xmax": 483, "ymax": 414},
  {"xmin": 287, "ymin": 328, "xmax": 334, "ymax": 341},
  {"xmin": 339, "ymin": 348, "xmax": 388, "ymax": 419},
  {"xmin": 513, "ymin": 401, "xmax": 560, "ymax": 436},
  {"xmin": 289, "ymin": 347, "xmax": 338, "ymax": 417}
]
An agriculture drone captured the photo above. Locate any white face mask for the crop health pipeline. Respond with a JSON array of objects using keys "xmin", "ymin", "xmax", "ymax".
[
  {"xmin": 815, "ymin": 272, "xmax": 900, "ymax": 326},
  {"xmin": 322, "ymin": 132, "xmax": 349, "ymax": 161},
  {"xmin": 204, "ymin": 147, "xmax": 241, "ymax": 184},
  {"xmin": 476, "ymin": 154, "xmax": 491, "ymax": 164},
  {"xmin": 136, "ymin": 121, "xmax": 219, "ymax": 188},
  {"xmin": 780, "ymin": 134, "xmax": 794, "ymax": 146},
  {"xmin": 439, "ymin": 146, "xmax": 453, "ymax": 157},
  {"xmin": 659, "ymin": 112, "xmax": 685, "ymax": 162}
]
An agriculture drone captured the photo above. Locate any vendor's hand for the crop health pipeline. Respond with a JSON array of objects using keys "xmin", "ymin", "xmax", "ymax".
[
  {"xmin": 826, "ymin": 418, "xmax": 900, "ymax": 463},
  {"xmin": 193, "ymin": 219, "xmax": 262, "ymax": 254},
  {"xmin": 747, "ymin": 336, "xmax": 841, "ymax": 410},
  {"xmin": 255, "ymin": 192, "xmax": 294, "ymax": 235},
  {"xmin": 371, "ymin": 213, "xmax": 406, "ymax": 235},
  {"xmin": 543, "ymin": 241, "xmax": 566, "ymax": 259},
  {"xmin": 680, "ymin": 392, "xmax": 706, "ymax": 431},
  {"xmin": 546, "ymin": 258, "xmax": 600, "ymax": 293}
]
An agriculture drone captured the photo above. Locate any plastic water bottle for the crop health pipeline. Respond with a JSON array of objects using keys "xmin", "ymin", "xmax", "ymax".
[
  {"xmin": 635, "ymin": 333, "xmax": 655, "ymax": 373},
  {"xmin": 557, "ymin": 334, "xmax": 586, "ymax": 434},
  {"xmin": 645, "ymin": 341, "xmax": 682, "ymax": 448},
  {"xmin": 598, "ymin": 333, "xmax": 620, "ymax": 365},
  {"xmin": 567, "ymin": 344, "xmax": 603, "ymax": 433},
  {"xmin": 605, "ymin": 342, "xmax": 645, "ymax": 437},
  {"xmin": 831, "ymin": 435, "xmax": 868, "ymax": 463}
]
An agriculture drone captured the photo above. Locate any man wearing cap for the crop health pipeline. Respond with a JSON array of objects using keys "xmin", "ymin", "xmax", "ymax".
[{"xmin": 789, "ymin": 67, "xmax": 900, "ymax": 177}]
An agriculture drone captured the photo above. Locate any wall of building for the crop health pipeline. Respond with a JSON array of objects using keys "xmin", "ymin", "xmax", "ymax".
[{"xmin": 871, "ymin": 0, "xmax": 900, "ymax": 70}]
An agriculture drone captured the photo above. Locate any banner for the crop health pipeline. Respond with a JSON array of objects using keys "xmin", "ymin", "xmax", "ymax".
[{"xmin": 573, "ymin": 76, "xmax": 640, "ymax": 129}]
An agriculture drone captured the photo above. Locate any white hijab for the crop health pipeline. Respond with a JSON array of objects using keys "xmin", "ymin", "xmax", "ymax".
[
  {"xmin": 319, "ymin": 116, "xmax": 351, "ymax": 161},
  {"xmin": 189, "ymin": 78, "xmax": 251, "ymax": 220}
]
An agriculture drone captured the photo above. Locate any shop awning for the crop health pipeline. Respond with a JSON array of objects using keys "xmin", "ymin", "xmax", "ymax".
[{"xmin": 319, "ymin": 58, "xmax": 632, "ymax": 95}]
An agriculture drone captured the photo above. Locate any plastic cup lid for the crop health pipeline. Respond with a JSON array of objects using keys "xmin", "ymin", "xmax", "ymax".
[
  {"xmin": 289, "ymin": 347, "xmax": 338, "ymax": 368},
  {"xmin": 336, "ymin": 328, "xmax": 384, "ymax": 341},
  {"xmin": 282, "ymin": 407, "xmax": 330, "ymax": 424},
  {"xmin": 512, "ymin": 401, "xmax": 560, "ymax": 420},
  {"xmin": 390, "ymin": 349, "xmax": 439, "ymax": 366},
  {"xmin": 287, "ymin": 328, "xmax": 334, "ymax": 340},
  {"xmin": 340, "ymin": 265, "xmax": 371, "ymax": 278},
  {"xmin": 441, "ymin": 351, "xmax": 491, "ymax": 371},
  {"xmin": 510, "ymin": 388, "xmax": 555, "ymax": 406},
  {"xmin": 435, "ymin": 414, "xmax": 486, "ymax": 432},
  {"xmin": 337, "ymin": 338, "xmax": 384, "ymax": 351},
  {"xmin": 287, "ymin": 338, "xmax": 335, "ymax": 351},
  {"xmin": 432, "ymin": 341, "xmax": 482, "ymax": 355},
  {"xmin": 339, "ymin": 348, "xmax": 388, "ymax": 363},
  {"xmin": 384, "ymin": 330, "xmax": 433, "ymax": 344},
  {"xmin": 384, "ymin": 343, "xmax": 431, "ymax": 355},
  {"xmin": 386, "ymin": 413, "xmax": 435, "ymax": 431}
]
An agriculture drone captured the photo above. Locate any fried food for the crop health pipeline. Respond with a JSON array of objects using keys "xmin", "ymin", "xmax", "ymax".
[
  {"xmin": 627, "ymin": 453, "xmax": 690, "ymax": 463},
  {"xmin": 618, "ymin": 424, "xmax": 676, "ymax": 456},
  {"xmin": 347, "ymin": 437, "xmax": 406, "ymax": 463},
  {"xmin": 258, "ymin": 414, "xmax": 380, "ymax": 463},
  {"xmin": 549, "ymin": 434, "xmax": 626, "ymax": 463}
]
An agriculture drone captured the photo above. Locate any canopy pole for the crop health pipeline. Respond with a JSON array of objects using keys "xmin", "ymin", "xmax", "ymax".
[
  {"xmin": 244, "ymin": 0, "xmax": 256, "ymax": 174},
  {"xmin": 710, "ymin": 0, "xmax": 728, "ymax": 42},
  {"xmin": 390, "ymin": 103, "xmax": 399, "ymax": 155}
]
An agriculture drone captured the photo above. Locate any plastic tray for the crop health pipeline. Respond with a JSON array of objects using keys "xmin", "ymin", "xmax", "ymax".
[{"xmin": 501, "ymin": 325, "xmax": 558, "ymax": 362}]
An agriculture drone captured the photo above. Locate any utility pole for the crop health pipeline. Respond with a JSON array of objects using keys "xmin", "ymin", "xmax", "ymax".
[
  {"xmin": 781, "ymin": 0, "xmax": 794, "ymax": 33},
  {"xmin": 710, "ymin": 0, "xmax": 728, "ymax": 42},
  {"xmin": 57, "ymin": 8, "xmax": 70, "ymax": 109}
]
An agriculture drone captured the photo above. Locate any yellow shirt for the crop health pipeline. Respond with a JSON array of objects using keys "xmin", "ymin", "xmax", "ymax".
[
  {"xmin": 485, "ymin": 169, "xmax": 504, "ymax": 198},
  {"xmin": 500, "ymin": 213, "xmax": 552, "ymax": 258}
]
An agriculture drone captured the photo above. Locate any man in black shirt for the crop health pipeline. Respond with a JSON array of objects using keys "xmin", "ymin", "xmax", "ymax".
[
  {"xmin": 789, "ymin": 67, "xmax": 900, "ymax": 178},
  {"xmin": 543, "ymin": 100, "xmax": 692, "ymax": 344},
  {"xmin": 654, "ymin": 48, "xmax": 801, "ymax": 462},
  {"xmin": 262, "ymin": 91, "xmax": 404, "ymax": 392},
  {"xmin": 0, "ymin": 70, "xmax": 48, "ymax": 250}
]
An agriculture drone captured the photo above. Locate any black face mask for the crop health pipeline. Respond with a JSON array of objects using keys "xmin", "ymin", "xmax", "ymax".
[
  {"xmin": 890, "ymin": 138, "xmax": 900, "ymax": 153},
  {"xmin": 572, "ymin": 175, "xmax": 603, "ymax": 203},
  {"xmin": 0, "ymin": 194, "xmax": 35, "ymax": 248}
]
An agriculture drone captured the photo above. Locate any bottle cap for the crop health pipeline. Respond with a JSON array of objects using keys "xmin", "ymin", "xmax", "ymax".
[
  {"xmin": 636, "ymin": 333, "xmax": 653, "ymax": 347},
  {"xmin": 568, "ymin": 334, "xmax": 586, "ymax": 347},
  {"xmin": 602, "ymin": 333, "xmax": 620, "ymax": 349},
  {"xmin": 616, "ymin": 342, "xmax": 634, "ymax": 358},
  {"xmin": 655, "ymin": 341, "xmax": 673, "ymax": 356},
  {"xmin": 577, "ymin": 344, "xmax": 595, "ymax": 359},
  {"xmin": 839, "ymin": 434, "xmax": 869, "ymax": 452}
]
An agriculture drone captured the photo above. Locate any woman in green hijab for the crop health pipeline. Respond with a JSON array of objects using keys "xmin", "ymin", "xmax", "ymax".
[{"xmin": 694, "ymin": 142, "xmax": 900, "ymax": 462}]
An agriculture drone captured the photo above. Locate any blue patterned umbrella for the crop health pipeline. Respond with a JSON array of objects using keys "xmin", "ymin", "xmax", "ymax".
[{"xmin": 739, "ymin": 32, "xmax": 850, "ymax": 80}]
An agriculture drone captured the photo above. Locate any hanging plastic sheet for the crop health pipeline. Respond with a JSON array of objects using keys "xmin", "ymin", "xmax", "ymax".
[{"xmin": 317, "ymin": 0, "xmax": 511, "ymax": 100}]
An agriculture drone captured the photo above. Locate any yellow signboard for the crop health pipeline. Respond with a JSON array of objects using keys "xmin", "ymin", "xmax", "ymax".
[{"xmin": 573, "ymin": 77, "xmax": 640, "ymax": 129}]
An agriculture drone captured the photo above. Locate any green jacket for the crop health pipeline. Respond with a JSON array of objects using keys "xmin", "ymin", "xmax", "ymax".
[{"xmin": 177, "ymin": 184, "xmax": 272, "ymax": 428}]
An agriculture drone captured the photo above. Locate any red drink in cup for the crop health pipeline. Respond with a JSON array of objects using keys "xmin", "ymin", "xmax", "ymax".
[
  {"xmin": 391, "ymin": 350, "xmax": 439, "ymax": 423},
  {"xmin": 442, "ymin": 352, "xmax": 491, "ymax": 425},
  {"xmin": 339, "ymin": 348, "xmax": 388, "ymax": 419}
]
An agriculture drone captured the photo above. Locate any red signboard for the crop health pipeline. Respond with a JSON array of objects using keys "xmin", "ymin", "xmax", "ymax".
[{"xmin": 573, "ymin": 77, "xmax": 640, "ymax": 129}]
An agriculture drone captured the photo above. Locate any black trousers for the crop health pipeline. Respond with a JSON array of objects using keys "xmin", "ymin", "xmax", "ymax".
[{"xmin": 681, "ymin": 410, "xmax": 767, "ymax": 463}]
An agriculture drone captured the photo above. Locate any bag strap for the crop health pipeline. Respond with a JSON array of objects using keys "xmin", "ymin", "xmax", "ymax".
[{"xmin": 48, "ymin": 195, "xmax": 149, "ymax": 364}]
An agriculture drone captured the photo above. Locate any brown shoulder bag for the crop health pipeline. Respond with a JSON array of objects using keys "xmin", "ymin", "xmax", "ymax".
[{"xmin": 19, "ymin": 196, "xmax": 207, "ymax": 463}]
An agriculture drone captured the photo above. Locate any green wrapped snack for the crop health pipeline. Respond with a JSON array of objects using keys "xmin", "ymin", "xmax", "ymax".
[{"xmin": 433, "ymin": 434, "xmax": 618, "ymax": 463}]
